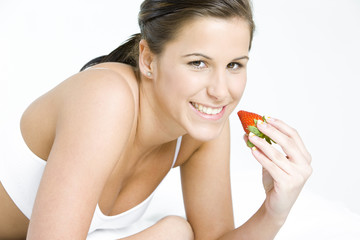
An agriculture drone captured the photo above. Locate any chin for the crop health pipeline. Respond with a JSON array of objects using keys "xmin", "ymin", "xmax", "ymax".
[{"xmin": 186, "ymin": 124, "xmax": 225, "ymax": 142}]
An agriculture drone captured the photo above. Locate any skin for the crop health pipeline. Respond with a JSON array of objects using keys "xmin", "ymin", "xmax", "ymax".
[{"xmin": 0, "ymin": 16, "xmax": 312, "ymax": 240}]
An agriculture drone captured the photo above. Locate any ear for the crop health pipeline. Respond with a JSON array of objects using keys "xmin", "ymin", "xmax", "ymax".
[{"xmin": 138, "ymin": 39, "xmax": 155, "ymax": 78}]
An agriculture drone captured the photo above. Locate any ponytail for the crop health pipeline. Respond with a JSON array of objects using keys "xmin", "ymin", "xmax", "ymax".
[{"xmin": 80, "ymin": 33, "xmax": 142, "ymax": 72}]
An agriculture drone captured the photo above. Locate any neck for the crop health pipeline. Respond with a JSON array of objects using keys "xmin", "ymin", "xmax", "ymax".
[{"xmin": 134, "ymin": 80, "xmax": 186, "ymax": 152}]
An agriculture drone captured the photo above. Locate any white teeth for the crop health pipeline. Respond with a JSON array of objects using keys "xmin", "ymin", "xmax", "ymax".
[{"xmin": 191, "ymin": 102, "xmax": 223, "ymax": 115}]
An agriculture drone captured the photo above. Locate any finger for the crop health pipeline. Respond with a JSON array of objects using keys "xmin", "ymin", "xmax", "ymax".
[
  {"xmin": 243, "ymin": 133, "xmax": 255, "ymax": 148},
  {"xmin": 258, "ymin": 118, "xmax": 311, "ymax": 164},
  {"xmin": 251, "ymin": 130, "xmax": 313, "ymax": 183},
  {"xmin": 266, "ymin": 117, "xmax": 311, "ymax": 162},
  {"xmin": 251, "ymin": 146, "xmax": 289, "ymax": 182},
  {"xmin": 249, "ymin": 133, "xmax": 293, "ymax": 174},
  {"xmin": 243, "ymin": 133, "xmax": 248, "ymax": 143},
  {"xmin": 255, "ymin": 120, "xmax": 302, "ymax": 163}
]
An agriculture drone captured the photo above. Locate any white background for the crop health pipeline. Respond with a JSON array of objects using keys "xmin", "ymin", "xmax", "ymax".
[{"xmin": 1, "ymin": 0, "xmax": 360, "ymax": 227}]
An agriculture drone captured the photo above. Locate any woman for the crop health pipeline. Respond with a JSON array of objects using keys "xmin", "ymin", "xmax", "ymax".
[{"xmin": 0, "ymin": 0, "xmax": 312, "ymax": 239}]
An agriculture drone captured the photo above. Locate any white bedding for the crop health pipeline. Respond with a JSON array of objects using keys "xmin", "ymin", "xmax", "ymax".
[{"xmin": 87, "ymin": 169, "xmax": 360, "ymax": 240}]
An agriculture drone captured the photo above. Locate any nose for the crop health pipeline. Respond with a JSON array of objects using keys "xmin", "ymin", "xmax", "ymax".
[{"xmin": 207, "ymin": 71, "xmax": 229, "ymax": 101}]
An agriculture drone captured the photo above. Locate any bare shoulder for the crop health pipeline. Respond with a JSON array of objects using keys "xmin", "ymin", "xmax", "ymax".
[
  {"xmin": 52, "ymin": 62, "xmax": 139, "ymax": 155},
  {"xmin": 20, "ymin": 62, "xmax": 138, "ymax": 160},
  {"xmin": 57, "ymin": 62, "xmax": 138, "ymax": 108}
]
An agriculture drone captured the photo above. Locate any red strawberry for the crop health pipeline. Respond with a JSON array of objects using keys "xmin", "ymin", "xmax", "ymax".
[
  {"xmin": 237, "ymin": 110, "xmax": 263, "ymax": 135},
  {"xmin": 237, "ymin": 110, "xmax": 276, "ymax": 147}
]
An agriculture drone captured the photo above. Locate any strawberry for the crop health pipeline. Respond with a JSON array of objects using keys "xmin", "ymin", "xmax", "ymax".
[
  {"xmin": 237, "ymin": 110, "xmax": 276, "ymax": 148},
  {"xmin": 237, "ymin": 110, "xmax": 263, "ymax": 135}
]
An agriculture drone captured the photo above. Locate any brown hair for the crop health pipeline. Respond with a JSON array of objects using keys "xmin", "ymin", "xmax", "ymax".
[{"xmin": 80, "ymin": 0, "xmax": 255, "ymax": 73}]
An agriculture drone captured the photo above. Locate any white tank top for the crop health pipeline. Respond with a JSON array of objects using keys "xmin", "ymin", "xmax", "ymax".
[{"xmin": 0, "ymin": 117, "xmax": 182, "ymax": 235}]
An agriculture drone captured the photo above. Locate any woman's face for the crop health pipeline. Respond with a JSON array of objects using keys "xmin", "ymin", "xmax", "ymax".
[{"xmin": 152, "ymin": 17, "xmax": 251, "ymax": 141}]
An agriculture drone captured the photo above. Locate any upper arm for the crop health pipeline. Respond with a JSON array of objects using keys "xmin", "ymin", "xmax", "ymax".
[
  {"xmin": 27, "ymin": 70, "xmax": 135, "ymax": 239},
  {"xmin": 180, "ymin": 121, "xmax": 234, "ymax": 240}
]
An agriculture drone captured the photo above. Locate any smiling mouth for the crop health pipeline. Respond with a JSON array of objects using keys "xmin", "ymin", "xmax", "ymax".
[{"xmin": 190, "ymin": 102, "xmax": 224, "ymax": 115}]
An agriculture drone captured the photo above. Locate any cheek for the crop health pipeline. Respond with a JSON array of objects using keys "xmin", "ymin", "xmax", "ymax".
[
  {"xmin": 159, "ymin": 66, "xmax": 200, "ymax": 97},
  {"xmin": 156, "ymin": 67, "xmax": 190, "ymax": 105},
  {"xmin": 158, "ymin": 70, "xmax": 184, "ymax": 94},
  {"xmin": 230, "ymin": 75, "xmax": 247, "ymax": 99}
]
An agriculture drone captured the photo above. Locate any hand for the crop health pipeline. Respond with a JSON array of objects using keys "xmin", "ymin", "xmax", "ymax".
[{"xmin": 244, "ymin": 117, "xmax": 312, "ymax": 220}]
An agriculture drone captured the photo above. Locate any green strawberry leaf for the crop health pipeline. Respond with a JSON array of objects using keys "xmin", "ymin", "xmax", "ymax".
[
  {"xmin": 247, "ymin": 126, "xmax": 265, "ymax": 138},
  {"xmin": 265, "ymin": 136, "xmax": 272, "ymax": 144},
  {"xmin": 246, "ymin": 116, "xmax": 277, "ymax": 146},
  {"xmin": 247, "ymin": 140, "xmax": 255, "ymax": 148}
]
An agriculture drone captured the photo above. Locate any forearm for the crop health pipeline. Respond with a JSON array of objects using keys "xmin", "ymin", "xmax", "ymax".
[{"xmin": 218, "ymin": 201, "xmax": 286, "ymax": 240}]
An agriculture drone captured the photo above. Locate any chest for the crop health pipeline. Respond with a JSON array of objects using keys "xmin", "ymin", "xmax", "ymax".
[{"xmin": 98, "ymin": 139, "xmax": 180, "ymax": 216}]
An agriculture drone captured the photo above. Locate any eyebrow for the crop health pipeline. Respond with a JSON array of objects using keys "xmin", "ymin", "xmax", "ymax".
[{"xmin": 182, "ymin": 53, "xmax": 249, "ymax": 61}]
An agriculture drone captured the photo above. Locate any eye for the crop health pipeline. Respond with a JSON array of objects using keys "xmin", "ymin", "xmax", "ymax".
[
  {"xmin": 227, "ymin": 62, "xmax": 243, "ymax": 70},
  {"xmin": 188, "ymin": 60, "xmax": 207, "ymax": 69}
]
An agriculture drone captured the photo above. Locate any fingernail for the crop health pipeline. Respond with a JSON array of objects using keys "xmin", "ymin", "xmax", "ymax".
[
  {"xmin": 257, "ymin": 120, "xmax": 266, "ymax": 127},
  {"xmin": 249, "ymin": 132, "xmax": 256, "ymax": 138},
  {"xmin": 265, "ymin": 116, "xmax": 274, "ymax": 122},
  {"xmin": 252, "ymin": 146, "xmax": 257, "ymax": 151}
]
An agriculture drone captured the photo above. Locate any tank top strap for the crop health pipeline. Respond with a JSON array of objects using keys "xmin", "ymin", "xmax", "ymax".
[{"xmin": 171, "ymin": 136, "xmax": 182, "ymax": 168}]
